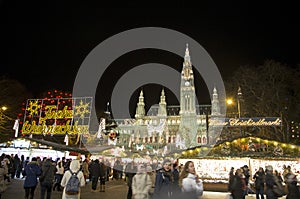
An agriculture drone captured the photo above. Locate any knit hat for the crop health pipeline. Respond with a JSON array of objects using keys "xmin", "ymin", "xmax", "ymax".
[
  {"xmin": 162, "ymin": 159, "xmax": 171, "ymax": 166},
  {"xmin": 137, "ymin": 164, "xmax": 146, "ymax": 173},
  {"xmin": 146, "ymin": 165, "xmax": 153, "ymax": 173},
  {"xmin": 265, "ymin": 165, "xmax": 273, "ymax": 171}
]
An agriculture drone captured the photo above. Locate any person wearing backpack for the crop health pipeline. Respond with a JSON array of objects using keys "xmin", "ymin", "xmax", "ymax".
[{"xmin": 60, "ymin": 159, "xmax": 85, "ymax": 199}]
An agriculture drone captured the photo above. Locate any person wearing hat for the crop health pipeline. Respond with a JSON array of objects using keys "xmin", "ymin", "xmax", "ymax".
[
  {"xmin": 265, "ymin": 165, "xmax": 280, "ymax": 199},
  {"xmin": 132, "ymin": 164, "xmax": 152, "ymax": 199},
  {"xmin": 153, "ymin": 159, "xmax": 174, "ymax": 199}
]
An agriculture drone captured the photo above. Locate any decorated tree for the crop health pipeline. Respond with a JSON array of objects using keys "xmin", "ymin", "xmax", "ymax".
[{"xmin": 0, "ymin": 77, "xmax": 32, "ymax": 143}]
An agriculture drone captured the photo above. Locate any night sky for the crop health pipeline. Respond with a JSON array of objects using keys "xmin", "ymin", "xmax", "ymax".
[{"xmin": 0, "ymin": 1, "xmax": 299, "ymax": 116}]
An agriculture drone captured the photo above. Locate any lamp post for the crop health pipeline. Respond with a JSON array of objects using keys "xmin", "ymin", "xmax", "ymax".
[{"xmin": 237, "ymin": 86, "xmax": 242, "ymax": 118}]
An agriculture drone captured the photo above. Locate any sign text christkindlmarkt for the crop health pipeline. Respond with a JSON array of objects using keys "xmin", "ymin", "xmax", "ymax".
[
  {"xmin": 209, "ymin": 117, "xmax": 282, "ymax": 127},
  {"xmin": 22, "ymin": 97, "xmax": 92, "ymax": 135}
]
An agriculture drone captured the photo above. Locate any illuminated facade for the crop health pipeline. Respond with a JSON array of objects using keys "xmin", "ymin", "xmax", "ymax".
[{"xmin": 113, "ymin": 45, "xmax": 222, "ymax": 153}]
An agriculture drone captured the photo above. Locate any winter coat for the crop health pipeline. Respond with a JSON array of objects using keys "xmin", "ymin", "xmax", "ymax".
[
  {"xmin": 82, "ymin": 161, "xmax": 89, "ymax": 177},
  {"xmin": 231, "ymin": 174, "xmax": 246, "ymax": 199},
  {"xmin": 285, "ymin": 173, "xmax": 300, "ymax": 199},
  {"xmin": 40, "ymin": 159, "xmax": 55, "ymax": 185},
  {"xmin": 56, "ymin": 161, "xmax": 64, "ymax": 175},
  {"xmin": 61, "ymin": 160, "xmax": 85, "ymax": 199},
  {"xmin": 0, "ymin": 166, "xmax": 8, "ymax": 193},
  {"xmin": 253, "ymin": 171, "xmax": 265, "ymax": 190},
  {"xmin": 181, "ymin": 173, "xmax": 203, "ymax": 199},
  {"xmin": 265, "ymin": 172, "xmax": 278, "ymax": 199},
  {"xmin": 132, "ymin": 173, "xmax": 152, "ymax": 199},
  {"xmin": 89, "ymin": 160, "xmax": 101, "ymax": 178},
  {"xmin": 153, "ymin": 169, "xmax": 173, "ymax": 199},
  {"xmin": 23, "ymin": 161, "xmax": 42, "ymax": 188}
]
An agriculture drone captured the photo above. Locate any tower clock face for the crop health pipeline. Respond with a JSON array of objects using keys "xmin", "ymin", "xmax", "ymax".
[{"xmin": 185, "ymin": 81, "xmax": 190, "ymax": 86}]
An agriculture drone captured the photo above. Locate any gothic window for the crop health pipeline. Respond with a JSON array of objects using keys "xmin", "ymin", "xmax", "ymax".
[
  {"xmin": 198, "ymin": 137, "xmax": 201, "ymax": 143},
  {"xmin": 150, "ymin": 137, "xmax": 153, "ymax": 143}
]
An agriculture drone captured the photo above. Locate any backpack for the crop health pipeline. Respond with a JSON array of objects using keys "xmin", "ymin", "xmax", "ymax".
[{"xmin": 65, "ymin": 170, "xmax": 80, "ymax": 195}]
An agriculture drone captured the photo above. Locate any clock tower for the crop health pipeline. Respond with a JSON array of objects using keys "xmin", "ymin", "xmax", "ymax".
[{"xmin": 179, "ymin": 44, "xmax": 198, "ymax": 148}]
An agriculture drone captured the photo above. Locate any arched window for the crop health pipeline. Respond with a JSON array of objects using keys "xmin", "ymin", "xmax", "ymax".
[{"xmin": 198, "ymin": 137, "xmax": 201, "ymax": 143}]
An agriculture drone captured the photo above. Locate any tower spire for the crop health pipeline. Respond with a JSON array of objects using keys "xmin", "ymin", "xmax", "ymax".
[
  {"xmin": 184, "ymin": 43, "xmax": 191, "ymax": 66},
  {"xmin": 158, "ymin": 88, "xmax": 167, "ymax": 117},
  {"xmin": 211, "ymin": 86, "xmax": 221, "ymax": 116},
  {"xmin": 135, "ymin": 90, "xmax": 145, "ymax": 119}
]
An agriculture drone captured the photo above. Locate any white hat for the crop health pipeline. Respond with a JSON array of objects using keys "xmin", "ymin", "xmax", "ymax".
[{"xmin": 265, "ymin": 165, "xmax": 273, "ymax": 171}]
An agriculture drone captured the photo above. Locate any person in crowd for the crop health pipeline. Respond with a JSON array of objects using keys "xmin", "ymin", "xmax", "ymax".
[
  {"xmin": 231, "ymin": 168, "xmax": 246, "ymax": 199},
  {"xmin": 99, "ymin": 160, "xmax": 107, "ymax": 192},
  {"xmin": 253, "ymin": 167, "xmax": 265, "ymax": 199},
  {"xmin": 228, "ymin": 167, "xmax": 235, "ymax": 193},
  {"xmin": 60, "ymin": 159, "xmax": 85, "ymax": 199},
  {"xmin": 105, "ymin": 159, "xmax": 111, "ymax": 181},
  {"xmin": 82, "ymin": 158, "xmax": 90, "ymax": 184},
  {"xmin": 153, "ymin": 159, "xmax": 174, "ymax": 199},
  {"xmin": 265, "ymin": 165, "xmax": 277, "ymax": 199},
  {"xmin": 179, "ymin": 161, "xmax": 203, "ymax": 199},
  {"xmin": 89, "ymin": 159, "xmax": 101, "ymax": 192},
  {"xmin": 242, "ymin": 165, "xmax": 250, "ymax": 195},
  {"xmin": 14, "ymin": 154, "xmax": 21, "ymax": 178},
  {"xmin": 19, "ymin": 155, "xmax": 25, "ymax": 178},
  {"xmin": 146, "ymin": 164, "xmax": 155, "ymax": 198},
  {"xmin": 0, "ymin": 158, "xmax": 8, "ymax": 199},
  {"xmin": 53, "ymin": 158, "xmax": 64, "ymax": 191},
  {"xmin": 125, "ymin": 160, "xmax": 137, "ymax": 199},
  {"xmin": 23, "ymin": 157, "xmax": 42, "ymax": 199},
  {"xmin": 274, "ymin": 170, "xmax": 283, "ymax": 184},
  {"xmin": 132, "ymin": 164, "xmax": 152, "ymax": 199},
  {"xmin": 40, "ymin": 158, "xmax": 56, "ymax": 199},
  {"xmin": 113, "ymin": 159, "xmax": 121, "ymax": 180},
  {"xmin": 22, "ymin": 156, "xmax": 30, "ymax": 178},
  {"xmin": 172, "ymin": 163, "xmax": 181, "ymax": 196},
  {"xmin": 3, "ymin": 155, "xmax": 11, "ymax": 182},
  {"xmin": 284, "ymin": 168, "xmax": 300, "ymax": 199}
]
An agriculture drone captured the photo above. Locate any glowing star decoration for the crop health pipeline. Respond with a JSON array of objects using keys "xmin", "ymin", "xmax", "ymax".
[
  {"xmin": 74, "ymin": 100, "xmax": 90, "ymax": 119},
  {"xmin": 26, "ymin": 100, "xmax": 41, "ymax": 116}
]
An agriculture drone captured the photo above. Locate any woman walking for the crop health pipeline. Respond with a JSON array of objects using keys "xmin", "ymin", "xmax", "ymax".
[{"xmin": 60, "ymin": 159, "xmax": 85, "ymax": 199}]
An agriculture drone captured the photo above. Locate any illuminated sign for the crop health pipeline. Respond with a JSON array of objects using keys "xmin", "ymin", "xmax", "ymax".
[
  {"xmin": 209, "ymin": 117, "xmax": 282, "ymax": 127},
  {"xmin": 22, "ymin": 97, "xmax": 92, "ymax": 135}
]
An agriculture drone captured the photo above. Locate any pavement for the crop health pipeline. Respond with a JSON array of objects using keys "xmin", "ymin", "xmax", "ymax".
[{"xmin": 1, "ymin": 178, "xmax": 287, "ymax": 199}]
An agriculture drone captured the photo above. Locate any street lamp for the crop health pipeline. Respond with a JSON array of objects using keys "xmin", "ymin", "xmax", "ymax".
[
  {"xmin": 0, "ymin": 106, "xmax": 7, "ymax": 119},
  {"xmin": 226, "ymin": 87, "xmax": 242, "ymax": 118}
]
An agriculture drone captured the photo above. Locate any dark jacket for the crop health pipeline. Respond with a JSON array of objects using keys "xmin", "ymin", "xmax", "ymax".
[
  {"xmin": 253, "ymin": 171, "xmax": 265, "ymax": 190},
  {"xmin": 153, "ymin": 169, "xmax": 173, "ymax": 199},
  {"xmin": 89, "ymin": 160, "xmax": 101, "ymax": 178},
  {"xmin": 231, "ymin": 174, "xmax": 246, "ymax": 199},
  {"xmin": 40, "ymin": 159, "xmax": 55, "ymax": 184},
  {"xmin": 23, "ymin": 161, "xmax": 42, "ymax": 188}
]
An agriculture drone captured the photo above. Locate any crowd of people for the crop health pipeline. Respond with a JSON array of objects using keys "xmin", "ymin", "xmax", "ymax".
[
  {"xmin": 0, "ymin": 152, "xmax": 300, "ymax": 199},
  {"xmin": 228, "ymin": 164, "xmax": 300, "ymax": 199}
]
